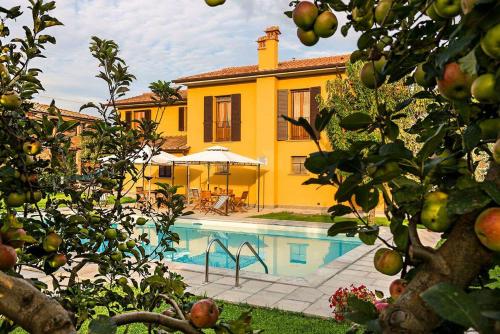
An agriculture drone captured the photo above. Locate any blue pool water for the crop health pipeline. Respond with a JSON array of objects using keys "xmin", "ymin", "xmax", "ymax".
[{"xmin": 135, "ymin": 220, "xmax": 361, "ymax": 278}]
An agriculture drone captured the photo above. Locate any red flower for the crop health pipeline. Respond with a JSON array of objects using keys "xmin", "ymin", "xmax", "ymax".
[{"xmin": 329, "ymin": 284, "xmax": 376, "ymax": 322}]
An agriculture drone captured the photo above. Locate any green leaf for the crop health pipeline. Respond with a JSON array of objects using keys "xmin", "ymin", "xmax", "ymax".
[
  {"xmin": 340, "ymin": 113, "xmax": 373, "ymax": 131},
  {"xmin": 480, "ymin": 181, "xmax": 500, "ymax": 205},
  {"xmin": 417, "ymin": 124, "xmax": 446, "ymax": 162},
  {"xmin": 354, "ymin": 186, "xmax": 379, "ymax": 212},
  {"xmin": 458, "ymin": 49, "xmax": 478, "ymax": 77},
  {"xmin": 88, "ymin": 316, "xmax": 117, "ymax": 334},
  {"xmin": 447, "ymin": 187, "xmax": 491, "ymax": 215},
  {"xmin": 421, "ymin": 283, "xmax": 488, "ymax": 331},
  {"xmin": 335, "ymin": 174, "xmax": 362, "ymax": 202},
  {"xmin": 328, "ymin": 221, "xmax": 358, "ymax": 237},
  {"xmin": 463, "ymin": 124, "xmax": 481, "ymax": 152},
  {"xmin": 359, "ymin": 226, "xmax": 379, "ymax": 245},
  {"xmin": 344, "ymin": 295, "xmax": 379, "ymax": 324},
  {"xmin": 328, "ymin": 204, "xmax": 353, "ymax": 217}
]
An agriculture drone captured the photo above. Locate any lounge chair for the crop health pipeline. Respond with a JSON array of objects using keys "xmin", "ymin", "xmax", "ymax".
[
  {"xmin": 204, "ymin": 195, "xmax": 229, "ymax": 216},
  {"xmin": 233, "ymin": 191, "xmax": 249, "ymax": 212},
  {"xmin": 190, "ymin": 188, "xmax": 200, "ymax": 206}
]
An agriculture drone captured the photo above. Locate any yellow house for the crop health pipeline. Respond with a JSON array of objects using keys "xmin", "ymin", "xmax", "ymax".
[{"xmin": 116, "ymin": 26, "xmax": 349, "ymax": 209}]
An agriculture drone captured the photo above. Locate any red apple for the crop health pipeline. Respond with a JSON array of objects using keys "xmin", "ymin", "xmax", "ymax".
[
  {"xmin": 389, "ymin": 279, "xmax": 408, "ymax": 300},
  {"xmin": 474, "ymin": 207, "xmax": 500, "ymax": 252},
  {"xmin": 292, "ymin": 1, "xmax": 319, "ymax": 30},
  {"xmin": 48, "ymin": 253, "xmax": 67, "ymax": 268},
  {"xmin": 0, "ymin": 244, "xmax": 17, "ymax": 270},
  {"xmin": 374, "ymin": 248, "xmax": 403, "ymax": 276},
  {"xmin": 3, "ymin": 228, "xmax": 27, "ymax": 249},
  {"xmin": 437, "ymin": 62, "xmax": 474, "ymax": 101},
  {"xmin": 190, "ymin": 299, "xmax": 220, "ymax": 328}
]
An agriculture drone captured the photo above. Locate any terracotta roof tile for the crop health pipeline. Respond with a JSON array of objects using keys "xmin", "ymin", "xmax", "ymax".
[
  {"xmin": 160, "ymin": 135, "xmax": 189, "ymax": 153},
  {"xmin": 31, "ymin": 103, "xmax": 99, "ymax": 121},
  {"xmin": 115, "ymin": 90, "xmax": 187, "ymax": 106},
  {"xmin": 174, "ymin": 54, "xmax": 349, "ymax": 83}
]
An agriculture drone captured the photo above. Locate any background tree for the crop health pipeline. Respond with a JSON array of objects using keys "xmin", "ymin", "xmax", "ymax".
[
  {"xmin": 280, "ymin": 0, "xmax": 500, "ymax": 332},
  {"xmin": 0, "ymin": 2, "xmax": 257, "ymax": 333}
]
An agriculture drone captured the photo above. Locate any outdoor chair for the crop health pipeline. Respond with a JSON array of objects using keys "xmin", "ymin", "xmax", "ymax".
[
  {"xmin": 204, "ymin": 195, "xmax": 229, "ymax": 216},
  {"xmin": 198, "ymin": 190, "xmax": 213, "ymax": 212},
  {"xmin": 190, "ymin": 188, "xmax": 200, "ymax": 206},
  {"xmin": 233, "ymin": 191, "xmax": 249, "ymax": 212}
]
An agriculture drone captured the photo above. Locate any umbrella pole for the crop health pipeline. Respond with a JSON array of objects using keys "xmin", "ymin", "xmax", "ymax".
[
  {"xmin": 172, "ymin": 162, "xmax": 175, "ymax": 187},
  {"xmin": 148, "ymin": 163, "xmax": 151, "ymax": 201},
  {"xmin": 257, "ymin": 165, "xmax": 261, "ymax": 212},
  {"xmin": 207, "ymin": 163, "xmax": 210, "ymax": 191},
  {"xmin": 226, "ymin": 162, "xmax": 229, "ymax": 215},
  {"xmin": 186, "ymin": 165, "xmax": 190, "ymax": 204}
]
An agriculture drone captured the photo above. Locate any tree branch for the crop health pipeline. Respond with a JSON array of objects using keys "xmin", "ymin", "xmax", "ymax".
[
  {"xmin": 408, "ymin": 216, "xmax": 450, "ymax": 276},
  {"xmin": 111, "ymin": 312, "xmax": 200, "ymax": 334},
  {"xmin": 0, "ymin": 271, "xmax": 75, "ymax": 334}
]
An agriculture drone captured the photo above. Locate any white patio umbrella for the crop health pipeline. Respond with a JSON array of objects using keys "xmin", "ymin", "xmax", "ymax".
[
  {"xmin": 99, "ymin": 145, "xmax": 177, "ymax": 196},
  {"xmin": 175, "ymin": 146, "xmax": 263, "ymax": 213}
]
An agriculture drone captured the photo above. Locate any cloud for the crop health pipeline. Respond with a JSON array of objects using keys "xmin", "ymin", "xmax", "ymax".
[{"xmin": 2, "ymin": 0, "xmax": 357, "ymax": 114}]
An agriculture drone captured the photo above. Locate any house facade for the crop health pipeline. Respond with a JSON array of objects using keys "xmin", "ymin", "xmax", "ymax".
[{"xmin": 116, "ymin": 26, "xmax": 349, "ymax": 209}]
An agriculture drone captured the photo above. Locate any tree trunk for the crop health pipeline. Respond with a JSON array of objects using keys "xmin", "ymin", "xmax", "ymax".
[
  {"xmin": 380, "ymin": 213, "xmax": 493, "ymax": 333},
  {"xmin": 0, "ymin": 271, "xmax": 76, "ymax": 334}
]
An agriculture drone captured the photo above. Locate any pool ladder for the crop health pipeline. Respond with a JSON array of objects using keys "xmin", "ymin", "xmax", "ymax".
[{"xmin": 205, "ymin": 238, "xmax": 269, "ymax": 287}]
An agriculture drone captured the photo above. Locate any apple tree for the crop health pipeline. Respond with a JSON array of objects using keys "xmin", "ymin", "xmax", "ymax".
[
  {"xmin": 275, "ymin": 0, "xmax": 500, "ymax": 332},
  {"xmin": 0, "ymin": 1, "xmax": 259, "ymax": 334}
]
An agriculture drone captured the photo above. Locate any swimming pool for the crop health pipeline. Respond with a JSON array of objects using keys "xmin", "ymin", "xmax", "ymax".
[{"xmin": 135, "ymin": 219, "xmax": 361, "ymax": 278}]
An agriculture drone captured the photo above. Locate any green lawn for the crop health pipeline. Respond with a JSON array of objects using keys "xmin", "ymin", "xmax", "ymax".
[
  {"xmin": 251, "ymin": 211, "xmax": 390, "ymax": 226},
  {"xmin": 14, "ymin": 302, "xmax": 346, "ymax": 334}
]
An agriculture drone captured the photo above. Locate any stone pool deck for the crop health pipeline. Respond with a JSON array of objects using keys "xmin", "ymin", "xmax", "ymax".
[{"xmin": 168, "ymin": 216, "xmax": 440, "ymax": 318}]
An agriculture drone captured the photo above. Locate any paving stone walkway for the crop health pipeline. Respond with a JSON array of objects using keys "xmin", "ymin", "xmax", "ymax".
[{"xmin": 168, "ymin": 219, "xmax": 441, "ymax": 318}]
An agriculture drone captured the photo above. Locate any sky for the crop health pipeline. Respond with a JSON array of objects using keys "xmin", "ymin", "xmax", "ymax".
[{"xmin": 3, "ymin": 0, "xmax": 357, "ymax": 115}]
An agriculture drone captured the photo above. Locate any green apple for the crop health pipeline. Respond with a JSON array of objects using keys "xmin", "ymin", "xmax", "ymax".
[
  {"xmin": 374, "ymin": 56, "xmax": 387, "ymax": 74},
  {"xmin": 373, "ymin": 248, "xmax": 403, "ymax": 276},
  {"xmin": 118, "ymin": 231, "xmax": 128, "ymax": 242},
  {"xmin": 43, "ymin": 232, "xmax": 62, "ymax": 252},
  {"xmin": 360, "ymin": 62, "xmax": 386, "ymax": 89},
  {"xmin": 478, "ymin": 118, "xmax": 500, "ymax": 140},
  {"xmin": 110, "ymin": 251, "xmax": 123, "ymax": 261},
  {"xmin": 6, "ymin": 192, "xmax": 26, "ymax": 207},
  {"xmin": 352, "ymin": 7, "xmax": 374, "ymax": 29},
  {"xmin": 117, "ymin": 243, "xmax": 127, "ymax": 251},
  {"xmin": 494, "ymin": 139, "xmax": 500, "ymax": 164},
  {"xmin": 480, "ymin": 23, "xmax": 500, "ymax": 60},
  {"xmin": 0, "ymin": 92, "xmax": 21, "ymax": 110},
  {"xmin": 117, "ymin": 277, "xmax": 128, "ymax": 285},
  {"xmin": 136, "ymin": 217, "xmax": 147, "ymax": 226},
  {"xmin": 421, "ymin": 191, "xmax": 451, "ymax": 232},
  {"xmin": 437, "ymin": 62, "xmax": 474, "ymax": 101},
  {"xmin": 68, "ymin": 214, "xmax": 87, "ymax": 225},
  {"xmin": 292, "ymin": 1, "xmax": 319, "ymax": 30},
  {"xmin": 297, "ymin": 28, "xmax": 319, "ymax": 46},
  {"xmin": 25, "ymin": 190, "xmax": 42, "ymax": 203},
  {"xmin": 104, "ymin": 228, "xmax": 118, "ymax": 240},
  {"xmin": 414, "ymin": 64, "xmax": 436, "ymax": 88},
  {"xmin": 22, "ymin": 141, "xmax": 42, "ymax": 156},
  {"xmin": 471, "ymin": 74, "xmax": 498, "ymax": 104},
  {"xmin": 373, "ymin": 162, "xmax": 401, "ymax": 181},
  {"xmin": 204, "ymin": 0, "xmax": 225, "ymax": 6},
  {"xmin": 433, "ymin": 0, "xmax": 461, "ymax": 18},
  {"xmin": 0, "ymin": 63, "xmax": 9, "ymax": 81},
  {"xmin": 375, "ymin": 0, "xmax": 395, "ymax": 25},
  {"xmin": 313, "ymin": 11, "xmax": 338, "ymax": 38},
  {"xmin": 126, "ymin": 240, "xmax": 136, "ymax": 249},
  {"xmin": 426, "ymin": 4, "xmax": 445, "ymax": 21}
]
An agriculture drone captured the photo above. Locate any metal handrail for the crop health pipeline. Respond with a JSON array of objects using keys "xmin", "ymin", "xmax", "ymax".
[
  {"xmin": 235, "ymin": 242, "xmax": 268, "ymax": 287},
  {"xmin": 204, "ymin": 238, "xmax": 236, "ymax": 283}
]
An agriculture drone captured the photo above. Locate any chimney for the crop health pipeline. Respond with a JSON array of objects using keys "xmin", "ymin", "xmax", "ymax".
[{"xmin": 257, "ymin": 26, "xmax": 281, "ymax": 71}]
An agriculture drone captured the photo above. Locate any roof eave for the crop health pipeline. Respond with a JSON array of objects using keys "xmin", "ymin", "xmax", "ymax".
[
  {"xmin": 114, "ymin": 99, "xmax": 187, "ymax": 109},
  {"xmin": 173, "ymin": 64, "xmax": 346, "ymax": 86}
]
